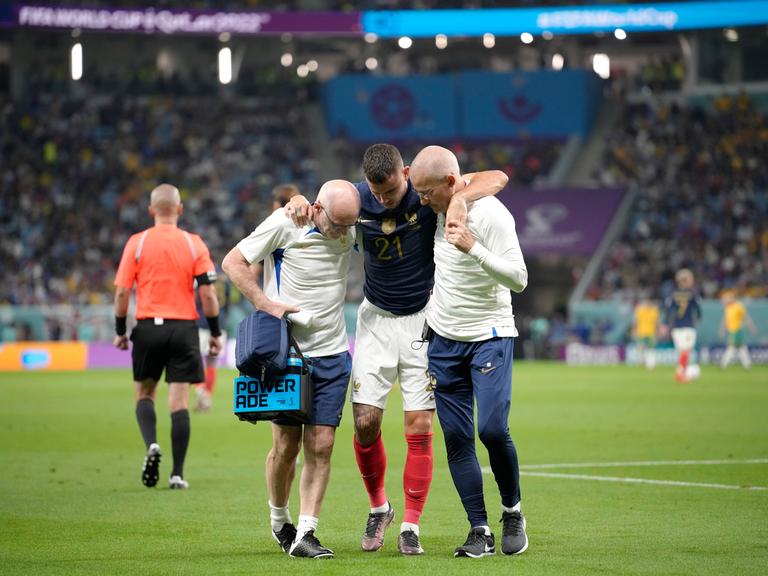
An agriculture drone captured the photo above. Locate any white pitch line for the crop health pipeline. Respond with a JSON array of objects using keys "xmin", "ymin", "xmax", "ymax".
[
  {"xmin": 520, "ymin": 458, "xmax": 768, "ymax": 470},
  {"xmin": 518, "ymin": 471, "xmax": 768, "ymax": 491}
]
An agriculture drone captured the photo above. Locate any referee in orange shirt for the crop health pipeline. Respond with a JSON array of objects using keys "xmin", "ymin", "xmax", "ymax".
[{"xmin": 113, "ymin": 184, "xmax": 222, "ymax": 490}]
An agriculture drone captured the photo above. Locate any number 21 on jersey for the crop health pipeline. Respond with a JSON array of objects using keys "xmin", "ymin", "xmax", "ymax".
[{"xmin": 374, "ymin": 236, "xmax": 403, "ymax": 260}]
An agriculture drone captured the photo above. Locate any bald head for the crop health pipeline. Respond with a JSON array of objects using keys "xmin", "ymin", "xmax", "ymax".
[
  {"xmin": 410, "ymin": 146, "xmax": 462, "ymax": 213},
  {"xmin": 410, "ymin": 146, "xmax": 461, "ymax": 182},
  {"xmin": 317, "ymin": 179, "xmax": 361, "ymax": 224},
  {"xmin": 150, "ymin": 184, "xmax": 182, "ymax": 218}
]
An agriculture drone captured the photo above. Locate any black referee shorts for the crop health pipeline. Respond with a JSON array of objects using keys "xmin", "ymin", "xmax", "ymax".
[{"xmin": 130, "ymin": 319, "xmax": 203, "ymax": 383}]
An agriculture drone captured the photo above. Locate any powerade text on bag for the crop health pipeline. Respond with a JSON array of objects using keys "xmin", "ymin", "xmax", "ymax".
[{"xmin": 234, "ymin": 311, "xmax": 313, "ymax": 423}]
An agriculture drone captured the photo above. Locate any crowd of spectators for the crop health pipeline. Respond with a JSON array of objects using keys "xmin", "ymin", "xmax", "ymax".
[
  {"xmin": 0, "ymin": 90, "xmax": 318, "ymax": 308},
  {"xmin": 589, "ymin": 91, "xmax": 768, "ymax": 302},
  {"xmin": 342, "ymin": 138, "xmax": 562, "ymax": 188}
]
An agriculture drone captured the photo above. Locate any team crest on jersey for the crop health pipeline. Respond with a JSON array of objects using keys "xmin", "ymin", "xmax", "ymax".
[
  {"xmin": 426, "ymin": 372, "xmax": 437, "ymax": 392},
  {"xmin": 381, "ymin": 218, "xmax": 397, "ymax": 235},
  {"xmin": 406, "ymin": 212, "xmax": 418, "ymax": 227}
]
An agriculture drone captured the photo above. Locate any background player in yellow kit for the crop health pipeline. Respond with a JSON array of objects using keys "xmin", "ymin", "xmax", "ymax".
[
  {"xmin": 719, "ymin": 291, "xmax": 758, "ymax": 370},
  {"xmin": 633, "ymin": 296, "xmax": 660, "ymax": 370}
]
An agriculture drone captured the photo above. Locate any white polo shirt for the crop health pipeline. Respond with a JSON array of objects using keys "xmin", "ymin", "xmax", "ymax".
[
  {"xmin": 237, "ymin": 209, "xmax": 354, "ymax": 357},
  {"xmin": 427, "ymin": 196, "xmax": 527, "ymax": 342}
]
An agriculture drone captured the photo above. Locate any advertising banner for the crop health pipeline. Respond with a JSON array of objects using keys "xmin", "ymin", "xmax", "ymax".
[
  {"xmin": 324, "ymin": 74, "xmax": 457, "ymax": 141},
  {"xmin": 362, "ymin": 1, "xmax": 768, "ymax": 37},
  {"xmin": 14, "ymin": 5, "xmax": 361, "ymax": 35},
  {"xmin": 459, "ymin": 70, "xmax": 602, "ymax": 138},
  {"xmin": 0, "ymin": 342, "xmax": 88, "ymax": 371},
  {"xmin": 324, "ymin": 70, "xmax": 601, "ymax": 141},
  {"xmin": 497, "ymin": 187, "xmax": 625, "ymax": 256}
]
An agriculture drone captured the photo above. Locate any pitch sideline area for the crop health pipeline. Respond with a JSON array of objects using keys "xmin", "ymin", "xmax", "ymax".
[{"xmin": 1, "ymin": 363, "xmax": 766, "ymax": 575}]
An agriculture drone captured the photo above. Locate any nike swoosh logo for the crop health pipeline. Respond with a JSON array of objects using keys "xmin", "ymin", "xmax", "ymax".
[
  {"xmin": 479, "ymin": 366, "xmax": 497, "ymax": 375},
  {"xmin": 358, "ymin": 219, "xmax": 377, "ymax": 223},
  {"xmin": 407, "ymin": 488, "xmax": 424, "ymax": 494}
]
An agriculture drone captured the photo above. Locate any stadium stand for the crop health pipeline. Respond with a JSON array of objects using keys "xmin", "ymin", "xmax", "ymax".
[
  {"xmin": 0, "ymin": 92, "xmax": 318, "ymax": 308},
  {"xmin": 588, "ymin": 93, "xmax": 768, "ymax": 303}
]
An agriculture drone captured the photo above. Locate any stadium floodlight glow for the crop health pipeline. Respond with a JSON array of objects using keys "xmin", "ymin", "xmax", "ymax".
[
  {"xmin": 218, "ymin": 32, "xmax": 230, "ymax": 43},
  {"xmin": 552, "ymin": 53, "xmax": 564, "ymax": 71},
  {"xmin": 306, "ymin": 59, "xmax": 319, "ymax": 72},
  {"xmin": 364, "ymin": 32, "xmax": 378, "ymax": 43},
  {"xmin": 365, "ymin": 57, "xmax": 378, "ymax": 70},
  {"xmin": 724, "ymin": 28, "xmax": 739, "ymax": 42},
  {"xmin": 614, "ymin": 28, "xmax": 627, "ymax": 40},
  {"xmin": 592, "ymin": 53, "xmax": 610, "ymax": 79},
  {"xmin": 297, "ymin": 64, "xmax": 309, "ymax": 77},
  {"xmin": 483, "ymin": 33, "xmax": 495, "ymax": 48},
  {"xmin": 70, "ymin": 43, "xmax": 83, "ymax": 81},
  {"xmin": 398, "ymin": 36, "xmax": 413, "ymax": 49},
  {"xmin": 280, "ymin": 53, "xmax": 293, "ymax": 67},
  {"xmin": 218, "ymin": 47, "xmax": 232, "ymax": 84},
  {"xmin": 542, "ymin": 30, "xmax": 554, "ymax": 40},
  {"xmin": 435, "ymin": 34, "xmax": 448, "ymax": 49},
  {"xmin": 520, "ymin": 32, "xmax": 534, "ymax": 44}
]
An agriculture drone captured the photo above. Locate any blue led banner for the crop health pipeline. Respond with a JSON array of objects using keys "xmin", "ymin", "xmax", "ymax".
[
  {"xmin": 460, "ymin": 70, "xmax": 603, "ymax": 138},
  {"xmin": 324, "ymin": 74, "xmax": 457, "ymax": 141},
  {"xmin": 324, "ymin": 70, "xmax": 602, "ymax": 140},
  {"xmin": 362, "ymin": 1, "xmax": 768, "ymax": 37}
]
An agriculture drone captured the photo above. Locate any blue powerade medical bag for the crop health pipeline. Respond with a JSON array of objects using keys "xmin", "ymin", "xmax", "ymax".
[{"xmin": 233, "ymin": 310, "xmax": 313, "ymax": 424}]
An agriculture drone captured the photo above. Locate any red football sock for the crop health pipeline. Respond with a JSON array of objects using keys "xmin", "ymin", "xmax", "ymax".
[
  {"xmin": 679, "ymin": 350, "xmax": 689, "ymax": 370},
  {"xmin": 354, "ymin": 433, "xmax": 388, "ymax": 509},
  {"xmin": 204, "ymin": 365, "xmax": 217, "ymax": 394},
  {"xmin": 403, "ymin": 433, "xmax": 433, "ymax": 524}
]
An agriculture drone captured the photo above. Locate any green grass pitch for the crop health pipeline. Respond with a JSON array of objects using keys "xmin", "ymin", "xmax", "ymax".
[{"xmin": 1, "ymin": 363, "xmax": 767, "ymax": 575}]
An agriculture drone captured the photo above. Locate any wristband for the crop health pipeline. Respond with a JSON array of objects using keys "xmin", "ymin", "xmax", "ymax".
[
  {"xmin": 115, "ymin": 316, "xmax": 127, "ymax": 336},
  {"xmin": 206, "ymin": 316, "xmax": 222, "ymax": 337}
]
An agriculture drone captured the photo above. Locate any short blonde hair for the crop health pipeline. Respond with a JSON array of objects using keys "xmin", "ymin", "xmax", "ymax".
[{"xmin": 675, "ymin": 268, "xmax": 694, "ymax": 284}]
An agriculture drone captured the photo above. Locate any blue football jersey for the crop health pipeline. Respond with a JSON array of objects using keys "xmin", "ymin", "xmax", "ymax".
[
  {"xmin": 664, "ymin": 288, "xmax": 701, "ymax": 328},
  {"xmin": 356, "ymin": 180, "xmax": 436, "ymax": 315}
]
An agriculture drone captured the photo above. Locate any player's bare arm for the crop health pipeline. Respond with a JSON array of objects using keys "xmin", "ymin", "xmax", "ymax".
[
  {"xmin": 222, "ymin": 247, "xmax": 300, "ymax": 319},
  {"xmin": 446, "ymin": 170, "xmax": 509, "ymax": 226}
]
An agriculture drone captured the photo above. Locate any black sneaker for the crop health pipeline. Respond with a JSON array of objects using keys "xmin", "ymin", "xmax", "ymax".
[
  {"xmin": 361, "ymin": 503, "xmax": 395, "ymax": 551},
  {"xmin": 500, "ymin": 511, "xmax": 528, "ymax": 555},
  {"xmin": 289, "ymin": 529, "xmax": 334, "ymax": 559},
  {"xmin": 397, "ymin": 529, "xmax": 425, "ymax": 555},
  {"xmin": 454, "ymin": 527, "xmax": 495, "ymax": 558},
  {"xmin": 141, "ymin": 443, "xmax": 161, "ymax": 488},
  {"xmin": 272, "ymin": 522, "xmax": 297, "ymax": 553}
]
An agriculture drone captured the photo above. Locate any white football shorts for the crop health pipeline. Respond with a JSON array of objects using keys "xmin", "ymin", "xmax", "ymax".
[
  {"xmin": 350, "ymin": 299, "xmax": 435, "ymax": 411},
  {"xmin": 671, "ymin": 327, "xmax": 697, "ymax": 352}
]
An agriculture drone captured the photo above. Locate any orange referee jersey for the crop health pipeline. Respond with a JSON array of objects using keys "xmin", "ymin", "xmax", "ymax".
[{"xmin": 115, "ymin": 223, "xmax": 216, "ymax": 320}]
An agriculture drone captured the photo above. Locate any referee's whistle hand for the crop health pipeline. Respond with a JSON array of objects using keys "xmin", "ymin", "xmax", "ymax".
[{"xmin": 113, "ymin": 334, "xmax": 129, "ymax": 350}]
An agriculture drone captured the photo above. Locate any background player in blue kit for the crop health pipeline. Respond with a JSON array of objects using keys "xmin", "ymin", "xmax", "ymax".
[
  {"xmin": 660, "ymin": 268, "xmax": 703, "ymax": 383},
  {"xmin": 286, "ymin": 144, "xmax": 508, "ymax": 555},
  {"xmin": 410, "ymin": 145, "xmax": 528, "ymax": 559}
]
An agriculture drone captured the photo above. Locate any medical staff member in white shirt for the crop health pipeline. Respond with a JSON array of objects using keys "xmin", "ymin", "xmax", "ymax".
[
  {"xmin": 410, "ymin": 146, "xmax": 529, "ymax": 559},
  {"xmin": 222, "ymin": 180, "xmax": 360, "ymax": 560}
]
